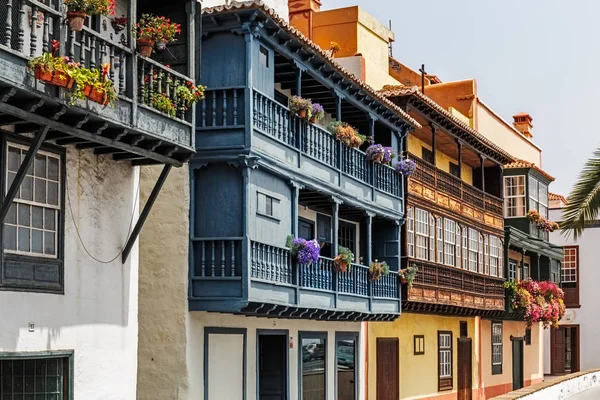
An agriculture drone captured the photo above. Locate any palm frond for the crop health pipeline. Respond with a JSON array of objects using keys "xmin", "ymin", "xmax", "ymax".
[{"xmin": 561, "ymin": 147, "xmax": 600, "ymax": 239}]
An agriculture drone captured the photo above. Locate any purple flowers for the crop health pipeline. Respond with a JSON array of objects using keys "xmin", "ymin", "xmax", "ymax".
[
  {"xmin": 287, "ymin": 236, "xmax": 321, "ymax": 264},
  {"xmin": 396, "ymin": 158, "xmax": 417, "ymax": 176},
  {"xmin": 366, "ymin": 144, "xmax": 396, "ymax": 164},
  {"xmin": 311, "ymin": 103, "xmax": 325, "ymax": 121}
]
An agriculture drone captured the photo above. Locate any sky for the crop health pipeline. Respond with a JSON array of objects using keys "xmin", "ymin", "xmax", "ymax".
[{"xmin": 320, "ymin": 0, "xmax": 600, "ymax": 195}]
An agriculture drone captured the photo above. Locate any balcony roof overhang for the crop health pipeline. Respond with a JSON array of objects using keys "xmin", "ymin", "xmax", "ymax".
[
  {"xmin": 239, "ymin": 302, "xmax": 399, "ymax": 321},
  {"xmin": 505, "ymin": 226, "xmax": 564, "ymax": 260},
  {"xmin": 402, "ymin": 301, "xmax": 505, "ymax": 317}
]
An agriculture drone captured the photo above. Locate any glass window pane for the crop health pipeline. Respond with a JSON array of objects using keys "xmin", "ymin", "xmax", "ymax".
[
  {"xmin": 18, "ymin": 228, "xmax": 30, "ymax": 252},
  {"xmin": 6, "ymin": 203, "xmax": 16, "ymax": 225},
  {"xmin": 22, "ymin": 176, "xmax": 33, "ymax": 201},
  {"xmin": 337, "ymin": 339, "xmax": 356, "ymax": 400},
  {"xmin": 44, "ymin": 232, "xmax": 56, "ymax": 256},
  {"xmin": 48, "ymin": 158, "xmax": 59, "ymax": 181},
  {"xmin": 20, "ymin": 152, "xmax": 34, "ymax": 175},
  {"xmin": 34, "ymin": 155, "xmax": 46, "ymax": 178},
  {"xmin": 32, "ymin": 229, "xmax": 43, "ymax": 254},
  {"xmin": 44, "ymin": 209, "xmax": 56, "ymax": 231},
  {"xmin": 7, "ymin": 172, "xmax": 16, "ymax": 197},
  {"xmin": 34, "ymin": 178, "xmax": 46, "ymax": 203},
  {"xmin": 302, "ymin": 337, "xmax": 326, "ymax": 400},
  {"xmin": 7, "ymin": 147, "xmax": 20, "ymax": 172},
  {"xmin": 32, "ymin": 206, "xmax": 43, "ymax": 229},
  {"xmin": 4, "ymin": 226, "xmax": 16, "ymax": 251},
  {"xmin": 47, "ymin": 182, "xmax": 59, "ymax": 206},
  {"xmin": 18, "ymin": 204, "xmax": 30, "ymax": 226}
]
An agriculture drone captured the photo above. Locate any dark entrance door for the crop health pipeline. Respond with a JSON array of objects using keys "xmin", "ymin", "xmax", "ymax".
[
  {"xmin": 551, "ymin": 326, "xmax": 580, "ymax": 375},
  {"xmin": 552, "ymin": 328, "xmax": 566, "ymax": 374},
  {"xmin": 299, "ymin": 219, "xmax": 315, "ymax": 241},
  {"xmin": 258, "ymin": 334, "xmax": 287, "ymax": 400},
  {"xmin": 512, "ymin": 338, "xmax": 524, "ymax": 390},
  {"xmin": 376, "ymin": 338, "xmax": 399, "ymax": 400},
  {"xmin": 457, "ymin": 338, "xmax": 472, "ymax": 400}
]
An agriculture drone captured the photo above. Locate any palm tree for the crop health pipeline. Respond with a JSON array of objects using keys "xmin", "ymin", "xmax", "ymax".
[{"xmin": 561, "ymin": 148, "xmax": 600, "ymax": 239}]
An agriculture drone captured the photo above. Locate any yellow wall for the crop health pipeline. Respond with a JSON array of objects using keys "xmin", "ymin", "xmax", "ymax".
[
  {"xmin": 407, "ymin": 135, "xmax": 474, "ymax": 186},
  {"xmin": 368, "ymin": 314, "xmax": 480, "ymax": 400},
  {"xmin": 480, "ymin": 321, "xmax": 544, "ymax": 398}
]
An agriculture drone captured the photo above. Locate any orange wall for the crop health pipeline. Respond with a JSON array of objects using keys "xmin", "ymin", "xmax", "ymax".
[{"xmin": 425, "ymin": 80, "xmax": 478, "ymax": 128}]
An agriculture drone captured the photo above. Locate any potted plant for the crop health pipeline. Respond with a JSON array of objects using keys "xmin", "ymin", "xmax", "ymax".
[
  {"xmin": 504, "ymin": 279, "xmax": 566, "ymax": 328},
  {"xmin": 333, "ymin": 246, "xmax": 354, "ymax": 273},
  {"xmin": 327, "ymin": 121, "xmax": 367, "ymax": 149},
  {"xmin": 399, "ymin": 266, "xmax": 418, "ymax": 290},
  {"xmin": 63, "ymin": 0, "xmax": 115, "ymax": 31},
  {"xmin": 286, "ymin": 235, "xmax": 320, "ymax": 265},
  {"xmin": 289, "ymin": 96, "xmax": 312, "ymax": 119},
  {"xmin": 71, "ymin": 64, "xmax": 116, "ymax": 106},
  {"xmin": 133, "ymin": 14, "xmax": 181, "ymax": 57},
  {"xmin": 29, "ymin": 41, "xmax": 78, "ymax": 89},
  {"xmin": 396, "ymin": 158, "xmax": 417, "ymax": 176},
  {"xmin": 309, "ymin": 103, "xmax": 325, "ymax": 123},
  {"xmin": 176, "ymin": 81, "xmax": 206, "ymax": 113},
  {"xmin": 152, "ymin": 92, "xmax": 176, "ymax": 116},
  {"xmin": 366, "ymin": 144, "xmax": 396, "ymax": 164},
  {"xmin": 111, "ymin": 15, "xmax": 128, "ymax": 33},
  {"xmin": 369, "ymin": 260, "xmax": 390, "ymax": 281}
]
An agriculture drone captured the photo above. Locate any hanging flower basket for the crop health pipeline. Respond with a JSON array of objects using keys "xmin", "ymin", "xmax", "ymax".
[
  {"xmin": 34, "ymin": 66, "xmax": 53, "ymax": 82},
  {"xmin": 66, "ymin": 11, "xmax": 86, "ymax": 31},
  {"xmin": 369, "ymin": 260, "xmax": 390, "ymax": 281},
  {"xmin": 333, "ymin": 246, "xmax": 354, "ymax": 273},
  {"xmin": 137, "ymin": 38, "xmax": 154, "ymax": 57},
  {"xmin": 366, "ymin": 144, "xmax": 396, "ymax": 164},
  {"xmin": 83, "ymin": 85, "xmax": 109, "ymax": 105},
  {"xmin": 289, "ymin": 96, "xmax": 312, "ymax": 120},
  {"xmin": 50, "ymin": 70, "xmax": 75, "ymax": 89}
]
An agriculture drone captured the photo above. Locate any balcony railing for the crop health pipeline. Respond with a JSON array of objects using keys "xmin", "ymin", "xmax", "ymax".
[
  {"xmin": 407, "ymin": 259, "xmax": 505, "ymax": 307},
  {"xmin": 1, "ymin": 0, "xmax": 194, "ymax": 124},
  {"xmin": 198, "ymin": 88, "xmax": 403, "ymax": 199},
  {"xmin": 251, "ymin": 241, "xmax": 399, "ymax": 300},
  {"xmin": 410, "ymin": 154, "xmax": 503, "ymax": 217},
  {"xmin": 529, "ymin": 223, "xmax": 550, "ymax": 241}
]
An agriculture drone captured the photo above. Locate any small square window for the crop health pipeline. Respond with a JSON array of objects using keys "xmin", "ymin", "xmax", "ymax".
[
  {"xmin": 414, "ymin": 335, "xmax": 425, "ymax": 355},
  {"xmin": 257, "ymin": 192, "xmax": 279, "ymax": 219},
  {"xmin": 422, "ymin": 147, "xmax": 434, "ymax": 165},
  {"xmin": 259, "ymin": 46, "xmax": 269, "ymax": 68},
  {"xmin": 449, "ymin": 162, "xmax": 460, "ymax": 178}
]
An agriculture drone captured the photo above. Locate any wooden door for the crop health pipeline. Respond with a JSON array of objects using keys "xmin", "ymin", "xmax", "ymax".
[
  {"xmin": 552, "ymin": 328, "xmax": 566, "ymax": 375},
  {"xmin": 457, "ymin": 338, "xmax": 472, "ymax": 400},
  {"xmin": 258, "ymin": 334, "xmax": 287, "ymax": 400},
  {"xmin": 512, "ymin": 339, "xmax": 524, "ymax": 390},
  {"xmin": 376, "ymin": 338, "xmax": 399, "ymax": 400},
  {"xmin": 572, "ymin": 326, "xmax": 580, "ymax": 373}
]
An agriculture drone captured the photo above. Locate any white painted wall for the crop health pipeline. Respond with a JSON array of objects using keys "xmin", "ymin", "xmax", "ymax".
[
  {"xmin": 498, "ymin": 370, "xmax": 600, "ymax": 400},
  {"xmin": 0, "ymin": 148, "xmax": 139, "ymax": 400},
  {"xmin": 187, "ymin": 312, "xmax": 366, "ymax": 400},
  {"xmin": 544, "ymin": 208, "xmax": 600, "ymax": 374},
  {"xmin": 201, "ymin": 0, "xmax": 290, "ymax": 21}
]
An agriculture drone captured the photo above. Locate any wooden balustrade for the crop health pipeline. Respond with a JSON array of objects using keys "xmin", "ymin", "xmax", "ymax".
[
  {"xmin": 192, "ymin": 237, "xmax": 243, "ymax": 278},
  {"xmin": 410, "ymin": 154, "xmax": 503, "ymax": 218},
  {"xmin": 251, "ymin": 241, "xmax": 293, "ymax": 284}
]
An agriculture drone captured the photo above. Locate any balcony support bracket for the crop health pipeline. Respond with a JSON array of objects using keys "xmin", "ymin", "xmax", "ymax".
[
  {"xmin": 121, "ymin": 164, "xmax": 172, "ymax": 263},
  {"xmin": 0, "ymin": 125, "xmax": 49, "ymax": 224}
]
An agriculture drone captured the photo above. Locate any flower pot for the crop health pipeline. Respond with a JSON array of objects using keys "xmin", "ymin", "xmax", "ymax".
[
  {"xmin": 333, "ymin": 257, "xmax": 348, "ymax": 273},
  {"xmin": 34, "ymin": 66, "xmax": 53, "ymax": 83},
  {"xmin": 296, "ymin": 109, "xmax": 307, "ymax": 119},
  {"xmin": 400, "ymin": 276, "xmax": 408, "ymax": 284},
  {"xmin": 50, "ymin": 70, "xmax": 74, "ymax": 89},
  {"xmin": 309, "ymin": 116, "xmax": 316, "ymax": 123},
  {"xmin": 86, "ymin": 87, "xmax": 109, "ymax": 105},
  {"xmin": 137, "ymin": 39, "xmax": 154, "ymax": 57},
  {"xmin": 66, "ymin": 12, "xmax": 86, "ymax": 32},
  {"xmin": 156, "ymin": 41, "xmax": 167, "ymax": 51},
  {"xmin": 374, "ymin": 154, "xmax": 384, "ymax": 163}
]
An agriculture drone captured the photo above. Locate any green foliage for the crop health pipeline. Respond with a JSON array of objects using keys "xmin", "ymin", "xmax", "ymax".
[
  {"xmin": 64, "ymin": 0, "xmax": 114, "ymax": 15},
  {"xmin": 152, "ymin": 93, "xmax": 176, "ymax": 116}
]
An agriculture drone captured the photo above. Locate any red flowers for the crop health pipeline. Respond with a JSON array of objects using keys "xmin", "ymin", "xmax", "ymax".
[
  {"xmin": 505, "ymin": 279, "xmax": 565, "ymax": 328},
  {"xmin": 51, "ymin": 40, "xmax": 60, "ymax": 55},
  {"xmin": 64, "ymin": 0, "xmax": 115, "ymax": 16},
  {"xmin": 134, "ymin": 14, "xmax": 181, "ymax": 44}
]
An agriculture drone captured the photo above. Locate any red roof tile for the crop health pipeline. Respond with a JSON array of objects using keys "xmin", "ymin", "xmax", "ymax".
[
  {"xmin": 504, "ymin": 159, "xmax": 555, "ymax": 182},
  {"xmin": 549, "ymin": 192, "xmax": 567, "ymax": 204}
]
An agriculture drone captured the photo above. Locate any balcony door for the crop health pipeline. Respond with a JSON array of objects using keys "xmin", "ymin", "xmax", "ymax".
[
  {"xmin": 299, "ymin": 219, "xmax": 315, "ymax": 241},
  {"xmin": 376, "ymin": 338, "xmax": 399, "ymax": 400},
  {"xmin": 258, "ymin": 332, "xmax": 288, "ymax": 400},
  {"xmin": 512, "ymin": 338, "xmax": 524, "ymax": 390}
]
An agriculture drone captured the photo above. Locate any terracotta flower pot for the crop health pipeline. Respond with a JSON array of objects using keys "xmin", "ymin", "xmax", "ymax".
[
  {"xmin": 34, "ymin": 66, "xmax": 53, "ymax": 82},
  {"xmin": 50, "ymin": 70, "xmax": 74, "ymax": 89},
  {"xmin": 374, "ymin": 154, "xmax": 384, "ymax": 163},
  {"xmin": 86, "ymin": 87, "xmax": 109, "ymax": 105},
  {"xmin": 309, "ymin": 116, "xmax": 317, "ymax": 123},
  {"xmin": 296, "ymin": 109, "xmax": 307, "ymax": 119},
  {"xmin": 156, "ymin": 41, "xmax": 167, "ymax": 51},
  {"xmin": 400, "ymin": 276, "xmax": 408, "ymax": 284},
  {"xmin": 66, "ymin": 11, "xmax": 86, "ymax": 32},
  {"xmin": 137, "ymin": 39, "xmax": 155, "ymax": 57},
  {"xmin": 334, "ymin": 257, "xmax": 348, "ymax": 273}
]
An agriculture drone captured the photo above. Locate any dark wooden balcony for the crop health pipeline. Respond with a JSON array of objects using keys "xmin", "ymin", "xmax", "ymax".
[
  {"xmin": 0, "ymin": 0, "xmax": 196, "ymax": 165},
  {"xmin": 403, "ymin": 259, "xmax": 505, "ymax": 315},
  {"xmin": 197, "ymin": 88, "xmax": 404, "ymax": 216},
  {"xmin": 409, "ymin": 153, "xmax": 504, "ymax": 229},
  {"xmin": 189, "ymin": 238, "xmax": 401, "ymax": 320}
]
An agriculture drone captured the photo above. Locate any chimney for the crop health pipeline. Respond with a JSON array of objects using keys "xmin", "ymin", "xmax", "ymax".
[
  {"xmin": 288, "ymin": 0, "xmax": 322, "ymax": 39},
  {"xmin": 512, "ymin": 112, "xmax": 533, "ymax": 139}
]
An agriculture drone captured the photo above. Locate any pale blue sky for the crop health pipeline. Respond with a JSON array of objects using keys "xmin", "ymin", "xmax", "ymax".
[{"xmin": 322, "ymin": 0, "xmax": 597, "ymax": 195}]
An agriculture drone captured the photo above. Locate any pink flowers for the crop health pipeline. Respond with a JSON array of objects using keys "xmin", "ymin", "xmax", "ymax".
[
  {"xmin": 506, "ymin": 279, "xmax": 565, "ymax": 328},
  {"xmin": 526, "ymin": 209, "xmax": 560, "ymax": 232}
]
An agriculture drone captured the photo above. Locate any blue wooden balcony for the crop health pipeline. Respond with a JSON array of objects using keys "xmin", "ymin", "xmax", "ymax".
[
  {"xmin": 0, "ymin": 0, "xmax": 196, "ymax": 165},
  {"xmin": 197, "ymin": 88, "xmax": 404, "ymax": 217},
  {"xmin": 189, "ymin": 238, "xmax": 401, "ymax": 321}
]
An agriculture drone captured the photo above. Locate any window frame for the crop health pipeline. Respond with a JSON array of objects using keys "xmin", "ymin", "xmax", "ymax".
[
  {"xmin": 562, "ymin": 246, "xmax": 578, "ymax": 283},
  {"xmin": 1, "ymin": 135, "xmax": 66, "ymax": 294},
  {"xmin": 438, "ymin": 331, "xmax": 453, "ymax": 391},
  {"xmin": 508, "ymin": 259, "xmax": 518, "ymax": 281},
  {"xmin": 444, "ymin": 218, "xmax": 455, "ymax": 267},
  {"xmin": 0, "ymin": 350, "xmax": 74, "ymax": 400},
  {"xmin": 407, "ymin": 208, "xmax": 414, "ymax": 258},
  {"xmin": 491, "ymin": 321, "xmax": 503, "ymax": 375},
  {"xmin": 415, "ymin": 208, "xmax": 429, "ymax": 261},
  {"xmin": 299, "ymin": 331, "xmax": 328, "ymax": 400},
  {"xmin": 449, "ymin": 161, "xmax": 461, "ymax": 178},
  {"xmin": 256, "ymin": 191, "xmax": 280, "ymax": 221},
  {"xmin": 422, "ymin": 147, "xmax": 434, "ymax": 165},
  {"xmin": 335, "ymin": 332, "xmax": 359, "ymax": 400},
  {"xmin": 504, "ymin": 175, "xmax": 526, "ymax": 218}
]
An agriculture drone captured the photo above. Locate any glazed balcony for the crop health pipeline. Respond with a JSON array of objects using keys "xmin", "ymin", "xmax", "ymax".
[
  {"xmin": 0, "ymin": 0, "xmax": 196, "ymax": 165},
  {"xmin": 189, "ymin": 238, "xmax": 401, "ymax": 320},
  {"xmin": 409, "ymin": 154, "xmax": 504, "ymax": 225},
  {"xmin": 198, "ymin": 88, "xmax": 403, "ymax": 214},
  {"xmin": 403, "ymin": 259, "xmax": 505, "ymax": 315}
]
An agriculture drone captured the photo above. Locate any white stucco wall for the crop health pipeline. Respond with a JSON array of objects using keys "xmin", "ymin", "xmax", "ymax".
[
  {"xmin": 0, "ymin": 148, "xmax": 139, "ymax": 400},
  {"xmin": 188, "ymin": 312, "xmax": 366, "ymax": 400},
  {"xmin": 544, "ymin": 208, "xmax": 600, "ymax": 374},
  {"xmin": 201, "ymin": 0, "xmax": 289, "ymax": 21}
]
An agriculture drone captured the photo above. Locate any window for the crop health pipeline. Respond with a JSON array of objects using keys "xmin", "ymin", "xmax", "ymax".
[
  {"xmin": 492, "ymin": 322, "xmax": 503, "ymax": 375},
  {"xmin": 498, "ymin": 242, "xmax": 503, "ymax": 278},
  {"xmin": 4, "ymin": 144, "xmax": 60, "ymax": 258},
  {"xmin": 338, "ymin": 221, "xmax": 356, "ymax": 254},
  {"xmin": 524, "ymin": 328, "xmax": 531, "ymax": 345},
  {"xmin": 523, "ymin": 263, "xmax": 530, "ymax": 280},
  {"xmin": 438, "ymin": 331, "xmax": 453, "ymax": 391},
  {"xmin": 336, "ymin": 334, "xmax": 358, "ymax": 400},
  {"xmin": 301, "ymin": 333, "xmax": 326, "ymax": 400},
  {"xmin": 562, "ymin": 247, "xmax": 578, "ymax": 283},
  {"xmin": 460, "ymin": 321, "xmax": 468, "ymax": 338},
  {"xmin": 449, "ymin": 162, "xmax": 460, "ymax": 178},
  {"xmin": 462, "ymin": 227, "xmax": 468, "ymax": 269},
  {"xmin": 415, "ymin": 208, "xmax": 429, "ymax": 260},
  {"xmin": 422, "ymin": 147, "xmax": 434, "ymax": 164},
  {"xmin": 455, "ymin": 224, "xmax": 461, "ymax": 268},
  {"xmin": 436, "ymin": 217, "xmax": 443, "ymax": 263},
  {"xmin": 529, "ymin": 176, "xmax": 549, "ymax": 219},
  {"xmin": 484, "ymin": 235, "xmax": 490, "ymax": 275},
  {"xmin": 504, "ymin": 176, "xmax": 526, "ymax": 218},
  {"xmin": 0, "ymin": 354, "xmax": 72, "ymax": 399},
  {"xmin": 407, "ymin": 208, "xmax": 414, "ymax": 258},
  {"xmin": 490, "ymin": 236, "xmax": 500, "ymax": 277},
  {"xmin": 431, "ymin": 215, "xmax": 437, "ymax": 262},
  {"xmin": 478, "ymin": 233, "xmax": 484, "ymax": 274},
  {"xmin": 414, "ymin": 335, "xmax": 425, "ymax": 355},
  {"xmin": 257, "ymin": 192, "xmax": 279, "ymax": 218},
  {"xmin": 468, "ymin": 228, "xmax": 478, "ymax": 272},
  {"xmin": 508, "ymin": 260, "xmax": 518, "ymax": 281},
  {"xmin": 444, "ymin": 219, "xmax": 455, "ymax": 267},
  {"xmin": 259, "ymin": 45, "xmax": 269, "ymax": 68}
]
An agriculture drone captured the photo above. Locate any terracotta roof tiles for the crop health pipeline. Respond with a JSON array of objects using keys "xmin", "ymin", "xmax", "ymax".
[
  {"xmin": 549, "ymin": 192, "xmax": 567, "ymax": 204},
  {"xmin": 504, "ymin": 159, "xmax": 555, "ymax": 182}
]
